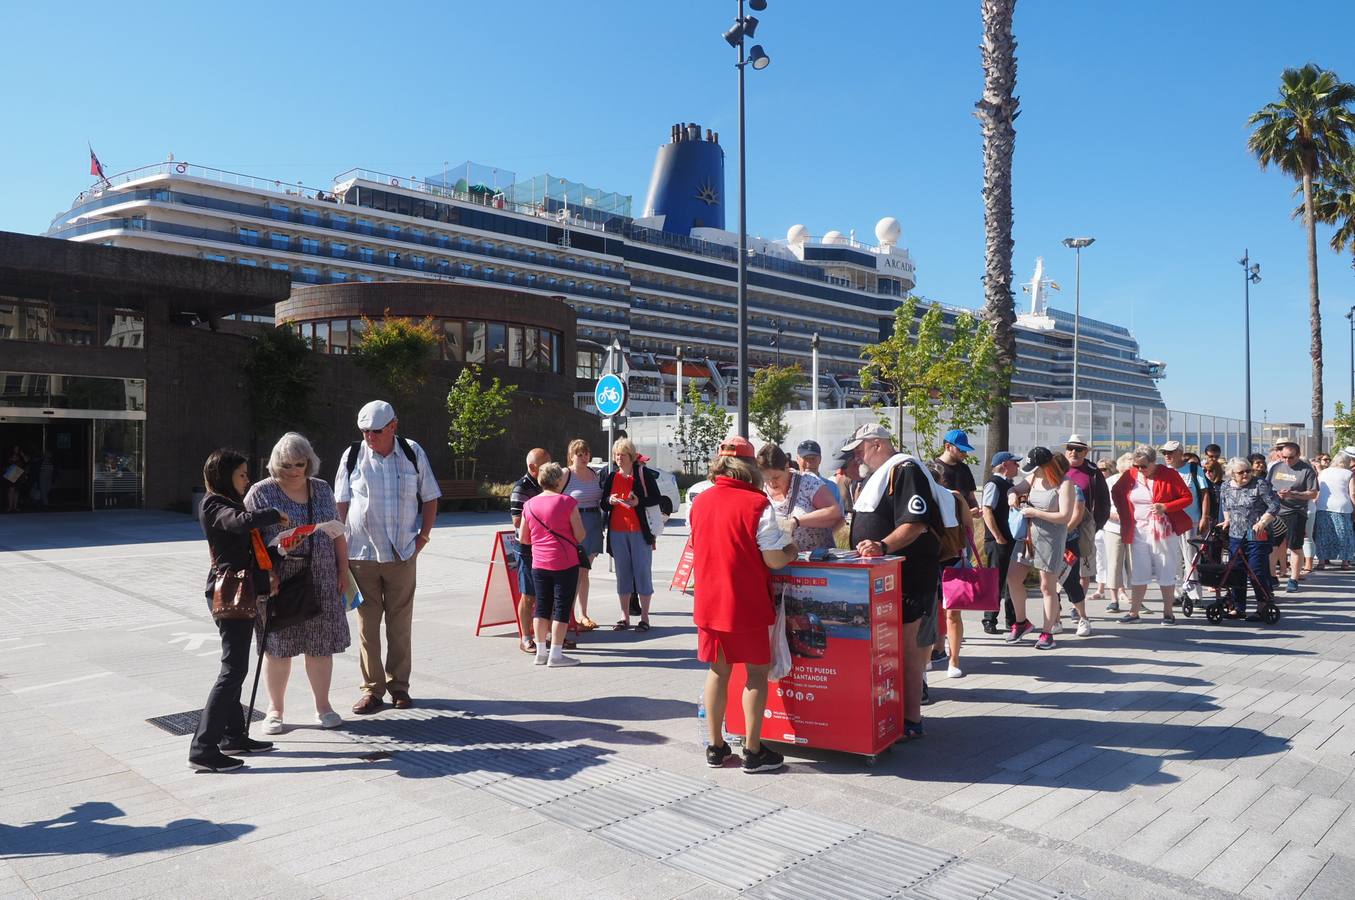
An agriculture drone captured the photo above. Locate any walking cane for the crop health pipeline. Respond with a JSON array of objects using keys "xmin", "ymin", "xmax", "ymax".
[{"xmin": 245, "ymin": 600, "xmax": 272, "ymax": 735}]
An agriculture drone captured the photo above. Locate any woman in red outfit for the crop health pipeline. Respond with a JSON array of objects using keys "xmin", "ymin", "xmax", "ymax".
[
  {"xmin": 690, "ymin": 437, "xmax": 799, "ymax": 774},
  {"xmin": 1110, "ymin": 444, "xmax": 1193, "ymax": 624}
]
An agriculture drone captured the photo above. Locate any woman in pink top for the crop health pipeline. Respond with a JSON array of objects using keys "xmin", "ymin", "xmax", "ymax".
[{"xmin": 518, "ymin": 462, "xmax": 587, "ymax": 667}]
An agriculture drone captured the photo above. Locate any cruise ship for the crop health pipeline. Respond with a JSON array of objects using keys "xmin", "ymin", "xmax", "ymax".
[{"xmin": 45, "ymin": 124, "xmax": 1165, "ymax": 412}]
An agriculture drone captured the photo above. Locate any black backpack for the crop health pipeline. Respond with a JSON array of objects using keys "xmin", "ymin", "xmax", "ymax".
[{"xmin": 344, "ymin": 437, "xmax": 423, "ymax": 506}]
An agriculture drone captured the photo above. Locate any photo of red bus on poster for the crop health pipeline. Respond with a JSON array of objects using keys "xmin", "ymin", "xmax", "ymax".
[{"xmin": 724, "ymin": 558, "xmax": 904, "ymax": 759}]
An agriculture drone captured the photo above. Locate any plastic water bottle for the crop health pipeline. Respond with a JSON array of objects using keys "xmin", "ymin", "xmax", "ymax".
[{"xmin": 696, "ymin": 696, "xmax": 710, "ymax": 746}]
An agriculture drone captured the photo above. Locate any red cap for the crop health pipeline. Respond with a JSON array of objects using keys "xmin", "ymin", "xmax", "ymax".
[{"xmin": 718, "ymin": 436, "xmax": 757, "ymax": 460}]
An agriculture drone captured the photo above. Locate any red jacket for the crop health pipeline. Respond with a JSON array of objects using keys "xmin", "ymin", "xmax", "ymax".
[
  {"xmin": 690, "ymin": 477, "xmax": 776, "ymax": 632},
  {"xmin": 1110, "ymin": 464, "xmax": 1192, "ymax": 543}
]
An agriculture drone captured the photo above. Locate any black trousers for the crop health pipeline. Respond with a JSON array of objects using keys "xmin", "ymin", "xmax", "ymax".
[
  {"xmin": 981, "ymin": 538, "xmax": 1017, "ymax": 629},
  {"xmin": 189, "ymin": 617, "xmax": 255, "ymax": 757}
]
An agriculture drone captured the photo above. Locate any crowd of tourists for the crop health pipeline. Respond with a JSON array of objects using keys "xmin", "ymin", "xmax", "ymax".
[{"xmin": 189, "ymin": 397, "xmax": 1355, "ymax": 775}]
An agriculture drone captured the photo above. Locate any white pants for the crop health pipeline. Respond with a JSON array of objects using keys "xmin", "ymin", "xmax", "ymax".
[
  {"xmin": 1130, "ymin": 534, "xmax": 1181, "ymax": 587},
  {"xmin": 1094, "ymin": 530, "xmax": 1109, "ymax": 584}
]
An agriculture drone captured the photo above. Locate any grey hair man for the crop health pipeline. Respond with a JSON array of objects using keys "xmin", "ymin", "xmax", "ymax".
[{"xmin": 511, "ymin": 448, "xmax": 551, "ymax": 653}]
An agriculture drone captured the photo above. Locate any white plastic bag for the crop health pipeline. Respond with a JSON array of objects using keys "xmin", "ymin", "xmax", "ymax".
[{"xmin": 769, "ymin": 591, "xmax": 792, "ymax": 682}]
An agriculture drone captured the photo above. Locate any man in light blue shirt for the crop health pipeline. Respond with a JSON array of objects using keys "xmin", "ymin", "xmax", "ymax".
[{"xmin": 335, "ymin": 400, "xmax": 441, "ymax": 715}]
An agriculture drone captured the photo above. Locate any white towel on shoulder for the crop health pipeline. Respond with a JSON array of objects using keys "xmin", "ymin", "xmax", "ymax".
[{"xmin": 852, "ymin": 452, "xmax": 958, "ymax": 528}]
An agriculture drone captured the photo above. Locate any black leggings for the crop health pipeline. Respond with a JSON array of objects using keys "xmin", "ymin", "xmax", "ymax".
[
  {"xmin": 1062, "ymin": 543, "xmax": 1085, "ymax": 606},
  {"xmin": 190, "ymin": 617, "xmax": 254, "ymax": 757}
]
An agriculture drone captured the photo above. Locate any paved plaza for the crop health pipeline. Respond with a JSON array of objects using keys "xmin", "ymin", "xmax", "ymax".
[{"xmin": 5, "ymin": 509, "xmax": 1355, "ymax": 899}]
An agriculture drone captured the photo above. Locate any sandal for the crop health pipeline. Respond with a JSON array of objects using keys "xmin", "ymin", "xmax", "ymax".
[
  {"xmin": 636, "ymin": 621, "xmax": 651, "ymax": 632},
  {"xmin": 1162, "ymin": 614, "xmax": 1176, "ymax": 625},
  {"xmin": 579, "ymin": 617, "xmax": 598, "ymax": 631},
  {"xmin": 520, "ymin": 639, "xmax": 536, "ymax": 654},
  {"xmin": 1117, "ymin": 613, "xmax": 1141, "ymax": 624},
  {"xmin": 612, "ymin": 621, "xmax": 629, "ymax": 631}
]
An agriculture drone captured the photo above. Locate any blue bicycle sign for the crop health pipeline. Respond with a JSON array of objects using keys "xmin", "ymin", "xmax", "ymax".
[{"xmin": 594, "ymin": 374, "xmax": 627, "ymax": 417}]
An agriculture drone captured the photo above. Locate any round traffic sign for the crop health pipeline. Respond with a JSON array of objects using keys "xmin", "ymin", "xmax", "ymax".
[{"xmin": 594, "ymin": 374, "xmax": 627, "ymax": 417}]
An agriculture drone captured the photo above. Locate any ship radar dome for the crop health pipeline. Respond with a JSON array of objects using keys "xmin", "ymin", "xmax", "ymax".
[
  {"xmin": 875, "ymin": 217, "xmax": 902, "ymax": 246},
  {"xmin": 822, "ymin": 230, "xmax": 846, "ymax": 245},
  {"xmin": 786, "ymin": 224, "xmax": 808, "ymax": 246}
]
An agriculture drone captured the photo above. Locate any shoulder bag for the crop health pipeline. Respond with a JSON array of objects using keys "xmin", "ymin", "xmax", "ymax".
[
  {"xmin": 529, "ymin": 504, "xmax": 591, "ymax": 569},
  {"xmin": 211, "ymin": 562, "xmax": 259, "ymax": 621},
  {"xmin": 271, "ymin": 482, "xmax": 324, "ymax": 630},
  {"xmin": 941, "ymin": 529, "xmax": 1000, "ymax": 612}
]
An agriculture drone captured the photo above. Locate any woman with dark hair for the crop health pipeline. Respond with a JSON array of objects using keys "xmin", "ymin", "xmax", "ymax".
[
  {"xmin": 1005, "ymin": 448, "xmax": 1079, "ymax": 650},
  {"xmin": 190, "ymin": 448, "xmax": 289, "ymax": 772},
  {"xmin": 756, "ymin": 443, "xmax": 843, "ymax": 552}
]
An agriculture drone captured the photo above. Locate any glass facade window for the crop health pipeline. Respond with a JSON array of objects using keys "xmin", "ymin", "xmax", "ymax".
[
  {"xmin": 411, "ymin": 255, "xmax": 425, "ymax": 270},
  {"xmin": 0, "ymin": 296, "xmax": 144, "ymax": 350},
  {"xmin": 465, "ymin": 321, "xmax": 486, "ymax": 363},
  {"xmin": 359, "ymin": 247, "xmax": 375, "ymax": 263},
  {"xmin": 204, "ymin": 253, "xmax": 227, "ymax": 262},
  {"xmin": 51, "ymin": 301, "xmax": 98, "ymax": 346},
  {"xmin": 270, "ymin": 232, "xmax": 290, "ymax": 250},
  {"xmin": 269, "ymin": 203, "xmax": 290, "ymax": 221},
  {"xmin": 441, "ymin": 321, "xmax": 463, "ymax": 361},
  {"xmin": 330, "ymin": 242, "xmax": 348, "ymax": 258},
  {"xmin": 301, "ymin": 238, "xmax": 320, "ymax": 255},
  {"xmin": 300, "ymin": 208, "xmax": 320, "ymax": 226},
  {"xmin": 487, "ymin": 323, "xmax": 507, "ymax": 365},
  {"xmin": 313, "ymin": 321, "xmax": 329, "ymax": 353},
  {"xmin": 331, "ymin": 318, "xmax": 348, "ymax": 352},
  {"xmin": 507, "ymin": 326, "xmax": 525, "ymax": 368},
  {"xmin": 237, "ymin": 258, "xmax": 258, "ymax": 267},
  {"xmin": 330, "ymin": 214, "xmax": 349, "ymax": 231},
  {"xmin": 270, "ymin": 262, "xmax": 290, "ymax": 272},
  {"xmin": 238, "ymin": 227, "xmax": 259, "ymax": 245}
]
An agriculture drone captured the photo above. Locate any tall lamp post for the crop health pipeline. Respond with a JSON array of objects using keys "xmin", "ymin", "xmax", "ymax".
[
  {"xmin": 1240, "ymin": 251, "xmax": 1261, "ymax": 453},
  {"xmin": 1345, "ymin": 306, "xmax": 1355, "ymax": 415},
  {"xmin": 1061, "ymin": 237, "xmax": 1095, "ymax": 434},
  {"xmin": 723, "ymin": 0, "xmax": 770, "ymax": 437}
]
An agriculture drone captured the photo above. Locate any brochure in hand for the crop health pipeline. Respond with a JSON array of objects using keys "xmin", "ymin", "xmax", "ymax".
[{"xmin": 269, "ymin": 519, "xmax": 346, "ymax": 553}]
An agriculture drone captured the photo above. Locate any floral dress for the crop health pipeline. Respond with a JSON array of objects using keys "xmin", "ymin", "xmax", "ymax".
[
  {"xmin": 768, "ymin": 471, "xmax": 835, "ymax": 551},
  {"xmin": 244, "ymin": 477, "xmax": 351, "ymax": 658}
]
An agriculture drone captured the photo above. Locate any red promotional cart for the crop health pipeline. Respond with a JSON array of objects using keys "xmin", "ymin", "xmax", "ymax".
[{"xmin": 723, "ymin": 556, "xmax": 905, "ymax": 764}]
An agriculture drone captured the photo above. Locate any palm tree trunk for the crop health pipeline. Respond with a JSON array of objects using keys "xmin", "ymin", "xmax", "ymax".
[
  {"xmin": 1304, "ymin": 169, "xmax": 1324, "ymax": 453},
  {"xmin": 977, "ymin": 0, "xmax": 1019, "ymax": 462}
]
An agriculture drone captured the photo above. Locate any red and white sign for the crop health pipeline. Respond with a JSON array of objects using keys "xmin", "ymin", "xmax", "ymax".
[
  {"xmin": 476, "ymin": 530, "xmax": 523, "ymax": 637},
  {"xmin": 670, "ymin": 537, "xmax": 695, "ymax": 592}
]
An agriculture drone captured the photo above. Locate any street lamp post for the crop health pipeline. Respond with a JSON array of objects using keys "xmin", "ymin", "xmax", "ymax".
[
  {"xmin": 675, "ymin": 345, "xmax": 684, "ymax": 425},
  {"xmin": 723, "ymin": 0, "xmax": 770, "ymax": 438},
  {"xmin": 1062, "ymin": 237, "xmax": 1095, "ymax": 434},
  {"xmin": 774, "ymin": 320, "xmax": 783, "ymax": 367},
  {"xmin": 1345, "ymin": 307, "xmax": 1355, "ymax": 415},
  {"xmin": 811, "ymin": 331, "xmax": 820, "ymax": 450},
  {"xmin": 1240, "ymin": 251, "xmax": 1261, "ymax": 453}
]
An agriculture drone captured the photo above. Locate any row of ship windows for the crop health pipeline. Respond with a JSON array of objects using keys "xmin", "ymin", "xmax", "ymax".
[{"xmin": 289, "ymin": 317, "xmax": 563, "ymax": 372}]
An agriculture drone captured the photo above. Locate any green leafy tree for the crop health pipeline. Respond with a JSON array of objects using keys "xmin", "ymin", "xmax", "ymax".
[
  {"xmin": 351, "ymin": 310, "xmax": 438, "ymax": 404},
  {"xmin": 748, "ymin": 364, "xmax": 803, "ymax": 447},
  {"xmin": 1333, "ymin": 401, "xmax": 1355, "ymax": 451},
  {"xmin": 669, "ymin": 381, "xmax": 731, "ymax": 475},
  {"xmin": 241, "ymin": 325, "xmax": 318, "ymax": 435},
  {"xmin": 1248, "ymin": 64, "xmax": 1355, "ymax": 449},
  {"xmin": 859, "ymin": 296, "xmax": 1007, "ymax": 459},
  {"xmin": 446, "ymin": 365, "xmax": 517, "ymax": 480},
  {"xmin": 976, "ymin": 0, "xmax": 1020, "ymax": 466}
]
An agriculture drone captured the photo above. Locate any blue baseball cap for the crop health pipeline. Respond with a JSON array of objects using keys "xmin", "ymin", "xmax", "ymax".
[
  {"xmin": 943, "ymin": 429, "xmax": 974, "ymax": 453},
  {"xmin": 990, "ymin": 451, "xmax": 1020, "ymax": 468}
]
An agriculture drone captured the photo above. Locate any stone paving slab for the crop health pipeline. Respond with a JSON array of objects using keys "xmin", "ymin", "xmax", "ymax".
[{"xmin": 7, "ymin": 510, "xmax": 1355, "ymax": 897}]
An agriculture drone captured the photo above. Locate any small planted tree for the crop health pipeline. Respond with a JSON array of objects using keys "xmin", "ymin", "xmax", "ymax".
[
  {"xmin": 1333, "ymin": 401, "xmax": 1355, "ymax": 451},
  {"xmin": 669, "ymin": 381, "xmax": 731, "ymax": 475},
  {"xmin": 446, "ymin": 364, "xmax": 517, "ymax": 479},
  {"xmin": 351, "ymin": 310, "xmax": 438, "ymax": 405},
  {"xmin": 241, "ymin": 326, "xmax": 318, "ymax": 459},
  {"xmin": 748, "ymin": 364, "xmax": 803, "ymax": 447},
  {"xmin": 860, "ymin": 296, "xmax": 1007, "ymax": 459}
]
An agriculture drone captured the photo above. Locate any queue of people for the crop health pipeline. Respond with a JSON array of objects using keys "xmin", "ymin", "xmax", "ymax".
[{"xmin": 191, "ymin": 399, "xmax": 1355, "ymax": 775}]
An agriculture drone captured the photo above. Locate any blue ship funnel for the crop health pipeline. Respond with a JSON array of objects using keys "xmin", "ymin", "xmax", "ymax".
[{"xmin": 642, "ymin": 122, "xmax": 725, "ymax": 235}]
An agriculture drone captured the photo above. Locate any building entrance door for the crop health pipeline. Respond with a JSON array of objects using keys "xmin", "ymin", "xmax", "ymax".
[{"xmin": 0, "ymin": 414, "xmax": 140, "ymax": 511}]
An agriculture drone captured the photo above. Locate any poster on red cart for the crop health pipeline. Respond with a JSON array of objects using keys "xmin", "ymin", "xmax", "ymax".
[
  {"xmin": 725, "ymin": 559, "xmax": 903, "ymax": 758},
  {"xmin": 476, "ymin": 530, "xmax": 523, "ymax": 636}
]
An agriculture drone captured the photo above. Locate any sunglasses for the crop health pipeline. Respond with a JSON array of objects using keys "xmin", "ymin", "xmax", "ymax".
[{"xmin": 277, "ymin": 462, "xmax": 307, "ymax": 470}]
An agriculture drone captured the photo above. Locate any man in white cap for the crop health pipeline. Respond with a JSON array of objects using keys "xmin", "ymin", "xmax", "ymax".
[{"xmin": 335, "ymin": 401, "xmax": 441, "ymax": 714}]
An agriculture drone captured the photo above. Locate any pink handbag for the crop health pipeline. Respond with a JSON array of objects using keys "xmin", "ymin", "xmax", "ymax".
[{"xmin": 941, "ymin": 531, "xmax": 1000, "ymax": 612}]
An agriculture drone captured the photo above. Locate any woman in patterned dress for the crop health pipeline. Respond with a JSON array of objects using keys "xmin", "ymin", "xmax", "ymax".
[
  {"xmin": 244, "ymin": 432, "xmax": 351, "ymax": 733},
  {"xmin": 756, "ymin": 444, "xmax": 843, "ymax": 552}
]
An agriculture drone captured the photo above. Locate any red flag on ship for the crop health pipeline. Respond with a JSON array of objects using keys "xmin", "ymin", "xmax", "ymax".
[{"xmin": 88, "ymin": 145, "xmax": 106, "ymax": 180}]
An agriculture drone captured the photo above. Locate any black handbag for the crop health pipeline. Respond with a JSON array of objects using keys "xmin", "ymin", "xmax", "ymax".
[
  {"xmin": 530, "ymin": 507, "xmax": 591, "ymax": 570},
  {"xmin": 270, "ymin": 482, "xmax": 323, "ymax": 630}
]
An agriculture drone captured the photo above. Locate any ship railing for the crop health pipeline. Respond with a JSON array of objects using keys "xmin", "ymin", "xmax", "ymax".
[{"xmin": 332, "ymin": 168, "xmax": 614, "ymax": 234}]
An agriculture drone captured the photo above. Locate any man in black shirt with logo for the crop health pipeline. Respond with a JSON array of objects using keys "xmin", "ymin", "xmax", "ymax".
[{"xmin": 843, "ymin": 423, "xmax": 940, "ymax": 737}]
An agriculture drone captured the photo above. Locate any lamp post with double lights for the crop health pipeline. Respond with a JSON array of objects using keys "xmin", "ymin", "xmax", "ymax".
[
  {"xmin": 1345, "ymin": 307, "xmax": 1355, "ymax": 416},
  {"xmin": 1061, "ymin": 236, "xmax": 1095, "ymax": 433},
  {"xmin": 723, "ymin": 0, "xmax": 770, "ymax": 437},
  {"xmin": 1240, "ymin": 251, "xmax": 1261, "ymax": 453}
]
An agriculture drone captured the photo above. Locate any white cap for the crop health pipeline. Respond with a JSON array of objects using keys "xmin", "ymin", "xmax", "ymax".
[
  {"xmin": 357, "ymin": 400, "xmax": 396, "ymax": 430},
  {"xmin": 839, "ymin": 423, "xmax": 892, "ymax": 452}
]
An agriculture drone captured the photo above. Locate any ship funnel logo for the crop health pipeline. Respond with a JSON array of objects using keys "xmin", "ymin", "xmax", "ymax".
[{"xmin": 695, "ymin": 178, "xmax": 721, "ymax": 207}]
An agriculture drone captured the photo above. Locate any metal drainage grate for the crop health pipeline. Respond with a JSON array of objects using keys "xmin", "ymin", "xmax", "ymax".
[{"xmin": 145, "ymin": 706, "xmax": 264, "ymax": 736}]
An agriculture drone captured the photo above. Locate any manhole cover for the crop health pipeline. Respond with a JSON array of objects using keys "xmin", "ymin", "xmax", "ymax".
[{"xmin": 145, "ymin": 706, "xmax": 265, "ymax": 736}]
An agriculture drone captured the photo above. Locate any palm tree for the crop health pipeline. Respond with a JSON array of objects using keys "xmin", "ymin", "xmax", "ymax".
[
  {"xmin": 1306, "ymin": 155, "xmax": 1355, "ymax": 255},
  {"xmin": 1248, "ymin": 64, "xmax": 1355, "ymax": 449},
  {"xmin": 976, "ymin": 0, "xmax": 1020, "ymax": 462}
]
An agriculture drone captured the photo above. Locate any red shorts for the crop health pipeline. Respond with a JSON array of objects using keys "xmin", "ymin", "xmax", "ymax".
[{"xmin": 697, "ymin": 626, "xmax": 771, "ymax": 665}]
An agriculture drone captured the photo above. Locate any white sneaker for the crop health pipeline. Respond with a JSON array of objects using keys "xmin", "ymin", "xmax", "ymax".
[
  {"xmin": 1076, "ymin": 617, "xmax": 1092, "ymax": 637},
  {"xmin": 547, "ymin": 654, "xmax": 581, "ymax": 668},
  {"xmin": 534, "ymin": 653, "xmax": 549, "ymax": 666},
  {"xmin": 947, "ymin": 665, "xmax": 965, "ymax": 679},
  {"xmin": 262, "ymin": 714, "xmax": 284, "ymax": 735},
  {"xmin": 1050, "ymin": 620, "xmax": 1064, "ymax": 635},
  {"xmin": 316, "ymin": 711, "xmax": 342, "ymax": 729}
]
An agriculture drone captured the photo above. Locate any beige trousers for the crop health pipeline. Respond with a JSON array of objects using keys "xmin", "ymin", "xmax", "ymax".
[{"xmin": 350, "ymin": 557, "xmax": 417, "ymax": 697}]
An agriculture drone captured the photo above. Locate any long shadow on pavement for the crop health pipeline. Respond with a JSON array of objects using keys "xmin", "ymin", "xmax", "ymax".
[{"xmin": 0, "ymin": 801, "xmax": 254, "ymax": 860}]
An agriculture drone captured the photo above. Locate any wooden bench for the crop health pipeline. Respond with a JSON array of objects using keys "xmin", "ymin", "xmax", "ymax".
[{"xmin": 437, "ymin": 478, "xmax": 489, "ymax": 511}]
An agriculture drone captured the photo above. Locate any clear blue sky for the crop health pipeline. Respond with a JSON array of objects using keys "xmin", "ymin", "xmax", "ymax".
[{"xmin": 2, "ymin": 1, "xmax": 1353, "ymax": 424}]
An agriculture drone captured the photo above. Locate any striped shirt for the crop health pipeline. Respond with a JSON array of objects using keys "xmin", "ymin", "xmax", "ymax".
[{"xmin": 334, "ymin": 438, "xmax": 440, "ymax": 562}]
